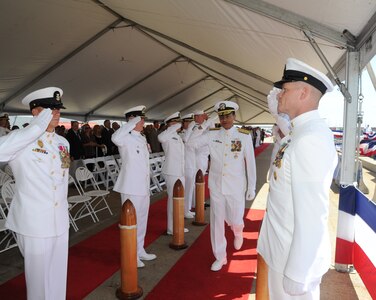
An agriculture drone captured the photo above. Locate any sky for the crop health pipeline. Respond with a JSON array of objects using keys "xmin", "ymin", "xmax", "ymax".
[{"xmin": 319, "ymin": 56, "xmax": 376, "ymax": 128}]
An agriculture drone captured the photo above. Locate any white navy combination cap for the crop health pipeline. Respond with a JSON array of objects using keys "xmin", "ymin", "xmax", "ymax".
[
  {"xmin": 164, "ymin": 112, "xmax": 181, "ymax": 123},
  {"xmin": 181, "ymin": 113, "xmax": 194, "ymax": 121},
  {"xmin": 214, "ymin": 100, "xmax": 239, "ymax": 116},
  {"xmin": 124, "ymin": 105, "xmax": 146, "ymax": 119},
  {"xmin": 274, "ymin": 58, "xmax": 334, "ymax": 94},
  {"xmin": 22, "ymin": 87, "xmax": 65, "ymax": 110},
  {"xmin": 193, "ymin": 110, "xmax": 205, "ymax": 116}
]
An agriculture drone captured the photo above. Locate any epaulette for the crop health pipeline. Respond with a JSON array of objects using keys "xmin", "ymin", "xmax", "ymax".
[
  {"xmin": 209, "ymin": 127, "xmax": 220, "ymax": 131},
  {"xmin": 238, "ymin": 128, "xmax": 251, "ymax": 135}
]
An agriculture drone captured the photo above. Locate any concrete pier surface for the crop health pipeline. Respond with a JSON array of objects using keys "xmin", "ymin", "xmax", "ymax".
[{"xmin": 0, "ymin": 142, "xmax": 373, "ymax": 299}]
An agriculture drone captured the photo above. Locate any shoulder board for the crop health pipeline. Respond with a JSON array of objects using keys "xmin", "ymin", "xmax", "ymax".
[
  {"xmin": 209, "ymin": 127, "xmax": 220, "ymax": 131},
  {"xmin": 237, "ymin": 128, "xmax": 251, "ymax": 135}
]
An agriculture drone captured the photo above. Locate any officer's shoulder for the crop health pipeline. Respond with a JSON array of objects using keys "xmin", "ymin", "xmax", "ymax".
[
  {"xmin": 57, "ymin": 134, "xmax": 69, "ymax": 144},
  {"xmin": 237, "ymin": 128, "xmax": 251, "ymax": 135},
  {"xmin": 209, "ymin": 127, "xmax": 220, "ymax": 131}
]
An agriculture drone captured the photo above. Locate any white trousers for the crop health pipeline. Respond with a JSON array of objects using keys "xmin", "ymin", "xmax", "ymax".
[
  {"xmin": 210, "ymin": 188, "xmax": 245, "ymax": 261},
  {"xmin": 268, "ymin": 267, "xmax": 320, "ymax": 300},
  {"xmin": 184, "ymin": 168, "xmax": 195, "ymax": 214},
  {"xmin": 16, "ymin": 231, "xmax": 69, "ymax": 300},
  {"xmin": 121, "ymin": 194, "xmax": 150, "ymax": 257},
  {"xmin": 164, "ymin": 174, "xmax": 185, "ymax": 233}
]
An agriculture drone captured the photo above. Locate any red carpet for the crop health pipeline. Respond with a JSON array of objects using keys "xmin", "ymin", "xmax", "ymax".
[
  {"xmin": 0, "ymin": 197, "xmax": 167, "ymax": 300},
  {"xmin": 146, "ymin": 209, "xmax": 265, "ymax": 300},
  {"xmin": 146, "ymin": 143, "xmax": 269, "ymax": 300},
  {"xmin": 0, "ymin": 143, "xmax": 270, "ymax": 299},
  {"xmin": 254, "ymin": 143, "xmax": 270, "ymax": 156}
]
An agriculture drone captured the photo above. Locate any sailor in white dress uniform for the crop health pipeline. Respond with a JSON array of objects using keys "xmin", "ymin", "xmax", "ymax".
[
  {"xmin": 189, "ymin": 101, "xmax": 256, "ymax": 271},
  {"xmin": 111, "ymin": 105, "xmax": 156, "ymax": 268},
  {"xmin": 0, "ymin": 87, "xmax": 70, "ymax": 300},
  {"xmin": 257, "ymin": 58, "xmax": 338, "ymax": 299},
  {"xmin": 179, "ymin": 113, "xmax": 196, "ymax": 218},
  {"xmin": 158, "ymin": 112, "xmax": 189, "ymax": 234}
]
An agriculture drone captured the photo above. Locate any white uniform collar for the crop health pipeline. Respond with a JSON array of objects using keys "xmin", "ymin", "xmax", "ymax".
[
  {"xmin": 221, "ymin": 125, "xmax": 236, "ymax": 133},
  {"xmin": 290, "ymin": 110, "xmax": 320, "ymax": 132}
]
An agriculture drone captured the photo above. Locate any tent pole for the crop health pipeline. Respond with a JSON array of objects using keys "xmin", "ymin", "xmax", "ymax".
[{"xmin": 335, "ymin": 51, "xmax": 361, "ymax": 273}]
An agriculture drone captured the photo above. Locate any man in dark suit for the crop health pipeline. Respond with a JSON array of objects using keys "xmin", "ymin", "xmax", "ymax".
[
  {"xmin": 66, "ymin": 121, "xmax": 84, "ymax": 160},
  {"xmin": 101, "ymin": 119, "xmax": 115, "ymax": 155}
]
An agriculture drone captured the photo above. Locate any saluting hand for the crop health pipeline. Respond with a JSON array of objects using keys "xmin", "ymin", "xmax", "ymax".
[
  {"xmin": 267, "ymin": 87, "xmax": 281, "ymax": 118},
  {"xmin": 30, "ymin": 108, "xmax": 53, "ymax": 130},
  {"xmin": 127, "ymin": 116, "xmax": 141, "ymax": 129}
]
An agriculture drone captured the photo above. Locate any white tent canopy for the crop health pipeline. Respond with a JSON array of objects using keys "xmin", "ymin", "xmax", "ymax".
[{"xmin": 1, "ymin": 0, "xmax": 376, "ymax": 124}]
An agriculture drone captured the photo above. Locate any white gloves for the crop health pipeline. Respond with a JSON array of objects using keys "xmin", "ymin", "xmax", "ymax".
[
  {"xmin": 267, "ymin": 87, "xmax": 291, "ymax": 137},
  {"xmin": 246, "ymin": 189, "xmax": 255, "ymax": 201},
  {"xmin": 283, "ymin": 276, "xmax": 321, "ymax": 296},
  {"xmin": 127, "ymin": 116, "xmax": 141, "ymax": 130},
  {"xmin": 30, "ymin": 108, "xmax": 53, "ymax": 130},
  {"xmin": 204, "ymin": 114, "xmax": 219, "ymax": 129},
  {"xmin": 187, "ymin": 120, "xmax": 196, "ymax": 131},
  {"xmin": 276, "ymin": 113, "xmax": 291, "ymax": 137},
  {"xmin": 168, "ymin": 123, "xmax": 182, "ymax": 132},
  {"xmin": 267, "ymin": 87, "xmax": 281, "ymax": 118}
]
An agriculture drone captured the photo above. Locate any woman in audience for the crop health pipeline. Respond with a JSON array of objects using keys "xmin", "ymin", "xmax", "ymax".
[
  {"xmin": 92, "ymin": 124, "xmax": 106, "ymax": 157},
  {"xmin": 81, "ymin": 124, "xmax": 96, "ymax": 159}
]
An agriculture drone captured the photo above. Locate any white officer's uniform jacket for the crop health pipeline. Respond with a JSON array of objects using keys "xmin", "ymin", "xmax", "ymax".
[
  {"xmin": 0, "ymin": 124, "xmax": 70, "ymax": 238},
  {"xmin": 190, "ymin": 126, "xmax": 256, "ymax": 195},
  {"xmin": 158, "ymin": 127, "xmax": 184, "ymax": 177},
  {"xmin": 192, "ymin": 123, "xmax": 210, "ymax": 172},
  {"xmin": 257, "ymin": 110, "xmax": 338, "ymax": 285},
  {"xmin": 180, "ymin": 127, "xmax": 196, "ymax": 171},
  {"xmin": 112, "ymin": 123, "xmax": 150, "ymax": 196}
]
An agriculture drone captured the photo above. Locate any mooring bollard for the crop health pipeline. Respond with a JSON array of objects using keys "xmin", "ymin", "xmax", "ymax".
[
  {"xmin": 116, "ymin": 199, "xmax": 143, "ymax": 300},
  {"xmin": 255, "ymin": 254, "xmax": 269, "ymax": 300},
  {"xmin": 169, "ymin": 179, "xmax": 188, "ymax": 250},
  {"xmin": 193, "ymin": 169, "xmax": 207, "ymax": 226}
]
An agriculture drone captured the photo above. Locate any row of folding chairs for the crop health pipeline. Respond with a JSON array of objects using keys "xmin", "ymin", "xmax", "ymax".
[
  {"xmin": 81, "ymin": 155, "xmax": 121, "ymax": 190},
  {"xmin": 81, "ymin": 154, "xmax": 166, "ymax": 195},
  {"xmin": 0, "ymin": 166, "xmax": 114, "ymax": 239},
  {"xmin": 68, "ymin": 167, "xmax": 113, "ymax": 232}
]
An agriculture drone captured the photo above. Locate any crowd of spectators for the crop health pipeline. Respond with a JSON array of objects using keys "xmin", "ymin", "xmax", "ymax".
[
  {"xmin": 240, "ymin": 125, "xmax": 266, "ymax": 148},
  {"xmin": 1, "ymin": 114, "xmax": 266, "ymax": 161}
]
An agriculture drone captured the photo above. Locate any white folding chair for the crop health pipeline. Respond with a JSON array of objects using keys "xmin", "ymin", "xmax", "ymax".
[
  {"xmin": 0, "ymin": 181, "xmax": 18, "ymax": 252},
  {"xmin": 68, "ymin": 175, "xmax": 97, "ymax": 230},
  {"xmin": 155, "ymin": 156, "xmax": 166, "ymax": 189},
  {"xmin": 75, "ymin": 167, "xmax": 113, "ymax": 219},
  {"xmin": 82, "ymin": 158, "xmax": 108, "ymax": 189},
  {"xmin": 94, "ymin": 157, "xmax": 109, "ymax": 188},
  {"xmin": 1, "ymin": 179, "xmax": 15, "ymax": 216},
  {"xmin": 0, "ymin": 171, "xmax": 11, "ymax": 187},
  {"xmin": 0, "ymin": 204, "xmax": 17, "ymax": 253},
  {"xmin": 149, "ymin": 157, "xmax": 165, "ymax": 192},
  {"xmin": 3, "ymin": 165, "xmax": 14, "ymax": 179},
  {"xmin": 104, "ymin": 159, "xmax": 120, "ymax": 189}
]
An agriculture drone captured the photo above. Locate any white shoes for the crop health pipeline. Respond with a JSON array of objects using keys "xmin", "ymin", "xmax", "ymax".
[
  {"xmin": 184, "ymin": 212, "xmax": 195, "ymax": 219},
  {"xmin": 139, "ymin": 253, "xmax": 157, "ymax": 261},
  {"xmin": 211, "ymin": 258, "xmax": 227, "ymax": 271},
  {"xmin": 234, "ymin": 235, "xmax": 243, "ymax": 250},
  {"xmin": 137, "ymin": 259, "xmax": 145, "ymax": 268},
  {"xmin": 167, "ymin": 228, "xmax": 189, "ymax": 235}
]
